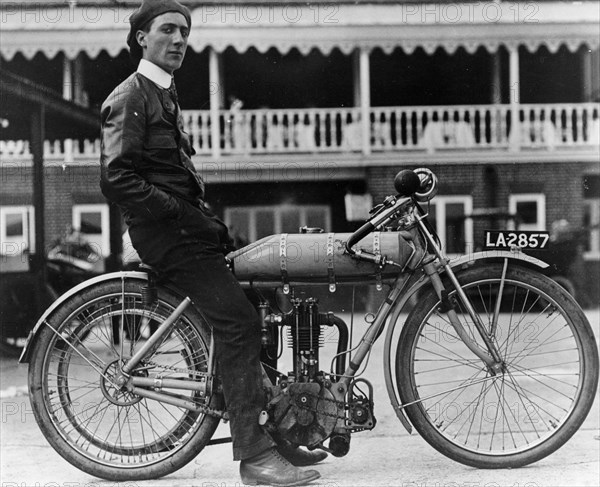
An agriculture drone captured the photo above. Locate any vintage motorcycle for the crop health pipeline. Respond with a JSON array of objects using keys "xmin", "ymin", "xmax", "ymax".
[{"xmin": 19, "ymin": 168, "xmax": 599, "ymax": 481}]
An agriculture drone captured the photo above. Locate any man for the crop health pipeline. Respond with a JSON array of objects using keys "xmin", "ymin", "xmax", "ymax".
[{"xmin": 100, "ymin": 1, "xmax": 326, "ymax": 485}]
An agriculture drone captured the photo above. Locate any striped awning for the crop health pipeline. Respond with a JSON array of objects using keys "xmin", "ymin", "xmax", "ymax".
[{"xmin": 1, "ymin": 2, "xmax": 598, "ymax": 60}]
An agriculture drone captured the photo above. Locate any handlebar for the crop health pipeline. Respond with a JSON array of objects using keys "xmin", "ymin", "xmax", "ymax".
[
  {"xmin": 345, "ymin": 221, "xmax": 376, "ymax": 254},
  {"xmin": 344, "ymin": 168, "xmax": 438, "ymax": 259}
]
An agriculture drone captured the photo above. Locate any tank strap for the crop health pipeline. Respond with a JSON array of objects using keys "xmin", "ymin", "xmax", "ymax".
[
  {"xmin": 279, "ymin": 234, "xmax": 290, "ymax": 294},
  {"xmin": 373, "ymin": 232, "xmax": 383, "ymax": 291},
  {"xmin": 327, "ymin": 232, "xmax": 336, "ymax": 292}
]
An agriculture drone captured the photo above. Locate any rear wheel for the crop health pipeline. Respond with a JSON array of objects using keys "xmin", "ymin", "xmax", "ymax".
[
  {"xmin": 28, "ymin": 279, "xmax": 222, "ymax": 481},
  {"xmin": 397, "ymin": 263, "xmax": 599, "ymax": 468}
]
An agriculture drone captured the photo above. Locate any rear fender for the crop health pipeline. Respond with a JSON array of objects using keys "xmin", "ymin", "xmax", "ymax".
[
  {"xmin": 382, "ymin": 250, "xmax": 549, "ymax": 434},
  {"xmin": 19, "ymin": 271, "xmax": 149, "ymax": 363}
]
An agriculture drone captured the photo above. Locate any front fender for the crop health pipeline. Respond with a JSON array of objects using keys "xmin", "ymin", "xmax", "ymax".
[
  {"xmin": 382, "ymin": 249, "xmax": 548, "ymax": 434},
  {"xmin": 447, "ymin": 249, "xmax": 549, "ymax": 272},
  {"xmin": 19, "ymin": 271, "xmax": 148, "ymax": 363}
]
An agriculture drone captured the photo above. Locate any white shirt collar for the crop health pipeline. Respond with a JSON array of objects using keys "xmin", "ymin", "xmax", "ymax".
[{"xmin": 137, "ymin": 59, "xmax": 172, "ymax": 89}]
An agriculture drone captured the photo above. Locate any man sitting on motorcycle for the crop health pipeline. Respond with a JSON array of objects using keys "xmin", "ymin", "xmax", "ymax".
[{"xmin": 99, "ymin": 0, "xmax": 326, "ymax": 484}]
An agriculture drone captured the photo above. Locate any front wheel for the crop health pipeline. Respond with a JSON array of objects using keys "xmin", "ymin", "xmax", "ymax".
[
  {"xmin": 397, "ymin": 263, "xmax": 599, "ymax": 468},
  {"xmin": 28, "ymin": 279, "xmax": 223, "ymax": 481}
]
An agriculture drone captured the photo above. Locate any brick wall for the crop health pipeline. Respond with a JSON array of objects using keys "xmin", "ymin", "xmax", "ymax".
[
  {"xmin": 1, "ymin": 159, "xmax": 598, "ymax": 306},
  {"xmin": 367, "ymin": 161, "xmax": 600, "ymax": 306},
  {"xmin": 0, "ymin": 161, "xmax": 103, "ymax": 247}
]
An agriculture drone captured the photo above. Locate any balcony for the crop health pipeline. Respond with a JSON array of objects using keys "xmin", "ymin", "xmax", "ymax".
[{"xmin": 1, "ymin": 103, "xmax": 598, "ymax": 168}]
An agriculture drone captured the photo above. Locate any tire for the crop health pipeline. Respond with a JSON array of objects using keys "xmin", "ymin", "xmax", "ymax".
[
  {"xmin": 396, "ymin": 263, "xmax": 599, "ymax": 468},
  {"xmin": 551, "ymin": 275, "xmax": 577, "ymax": 299},
  {"xmin": 28, "ymin": 279, "xmax": 223, "ymax": 481}
]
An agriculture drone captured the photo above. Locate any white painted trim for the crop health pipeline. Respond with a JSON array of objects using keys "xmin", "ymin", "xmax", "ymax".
[
  {"xmin": 0, "ymin": 205, "xmax": 35, "ymax": 255},
  {"xmin": 584, "ymin": 198, "xmax": 600, "ymax": 261},
  {"xmin": 508, "ymin": 193, "xmax": 546, "ymax": 231},
  {"xmin": 72, "ymin": 203, "xmax": 110, "ymax": 257},
  {"xmin": 428, "ymin": 195, "xmax": 473, "ymax": 256}
]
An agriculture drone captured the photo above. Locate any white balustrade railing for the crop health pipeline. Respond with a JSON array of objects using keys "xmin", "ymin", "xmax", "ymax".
[
  {"xmin": 203, "ymin": 107, "xmax": 363, "ymax": 154},
  {"xmin": 0, "ymin": 138, "xmax": 101, "ymax": 160},
  {"xmin": 1, "ymin": 104, "xmax": 598, "ymax": 161},
  {"xmin": 184, "ymin": 103, "xmax": 600, "ymax": 154}
]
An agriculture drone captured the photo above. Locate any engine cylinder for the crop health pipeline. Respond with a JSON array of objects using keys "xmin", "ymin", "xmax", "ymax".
[{"xmin": 286, "ymin": 298, "xmax": 322, "ymax": 381}]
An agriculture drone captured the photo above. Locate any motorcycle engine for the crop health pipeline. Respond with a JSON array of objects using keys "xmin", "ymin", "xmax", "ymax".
[
  {"xmin": 269, "ymin": 382, "xmax": 339, "ymax": 448},
  {"xmin": 260, "ymin": 296, "xmax": 350, "ymax": 447}
]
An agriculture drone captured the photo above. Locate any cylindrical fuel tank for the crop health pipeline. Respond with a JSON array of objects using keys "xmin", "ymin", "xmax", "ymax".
[{"xmin": 228, "ymin": 230, "xmax": 424, "ymax": 286}]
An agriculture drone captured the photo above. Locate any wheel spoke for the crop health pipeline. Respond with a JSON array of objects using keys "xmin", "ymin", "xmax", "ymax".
[
  {"xmin": 401, "ymin": 266, "xmax": 597, "ymax": 463},
  {"xmin": 35, "ymin": 286, "xmax": 218, "ymax": 472}
]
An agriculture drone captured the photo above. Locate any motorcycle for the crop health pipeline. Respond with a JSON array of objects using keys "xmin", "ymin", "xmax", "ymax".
[{"xmin": 19, "ymin": 168, "xmax": 599, "ymax": 481}]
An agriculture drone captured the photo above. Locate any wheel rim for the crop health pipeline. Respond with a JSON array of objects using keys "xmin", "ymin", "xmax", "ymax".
[
  {"xmin": 42, "ymin": 291, "xmax": 211, "ymax": 468},
  {"xmin": 407, "ymin": 277, "xmax": 584, "ymax": 456}
]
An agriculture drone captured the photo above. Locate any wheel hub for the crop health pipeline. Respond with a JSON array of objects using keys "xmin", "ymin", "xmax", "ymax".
[{"xmin": 100, "ymin": 359, "xmax": 143, "ymax": 406}]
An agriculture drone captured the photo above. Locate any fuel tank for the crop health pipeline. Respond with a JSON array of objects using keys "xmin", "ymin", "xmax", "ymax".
[{"xmin": 228, "ymin": 230, "xmax": 424, "ymax": 287}]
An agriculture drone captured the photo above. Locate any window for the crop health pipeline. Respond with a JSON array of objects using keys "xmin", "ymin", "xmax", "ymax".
[
  {"xmin": 583, "ymin": 199, "xmax": 599, "ymax": 260},
  {"xmin": 583, "ymin": 175, "xmax": 599, "ymax": 260},
  {"xmin": 224, "ymin": 205, "xmax": 331, "ymax": 244},
  {"xmin": 0, "ymin": 206, "xmax": 35, "ymax": 255},
  {"xmin": 425, "ymin": 196, "xmax": 473, "ymax": 255},
  {"xmin": 508, "ymin": 194, "xmax": 546, "ymax": 231},
  {"xmin": 72, "ymin": 204, "xmax": 110, "ymax": 257}
]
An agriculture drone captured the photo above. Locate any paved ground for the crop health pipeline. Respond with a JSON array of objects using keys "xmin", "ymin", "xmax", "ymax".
[{"xmin": 1, "ymin": 310, "xmax": 599, "ymax": 487}]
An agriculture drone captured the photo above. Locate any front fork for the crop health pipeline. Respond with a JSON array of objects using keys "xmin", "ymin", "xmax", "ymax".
[
  {"xmin": 417, "ymin": 218, "xmax": 504, "ymax": 374},
  {"xmin": 423, "ymin": 261, "xmax": 504, "ymax": 374}
]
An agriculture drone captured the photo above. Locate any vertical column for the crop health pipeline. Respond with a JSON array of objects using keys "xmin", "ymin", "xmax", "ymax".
[
  {"xmin": 352, "ymin": 49, "xmax": 361, "ymax": 107},
  {"xmin": 490, "ymin": 49, "xmax": 503, "ymax": 146},
  {"xmin": 491, "ymin": 50, "xmax": 502, "ymax": 103},
  {"xmin": 359, "ymin": 47, "xmax": 371, "ymax": 155},
  {"xmin": 591, "ymin": 48, "xmax": 600, "ymax": 101},
  {"xmin": 580, "ymin": 46, "xmax": 600, "ymax": 102},
  {"xmin": 217, "ymin": 52, "xmax": 226, "ymax": 109},
  {"xmin": 209, "ymin": 48, "xmax": 221, "ymax": 159},
  {"xmin": 508, "ymin": 45, "xmax": 521, "ymax": 151},
  {"xmin": 62, "ymin": 55, "xmax": 75, "ymax": 162},
  {"xmin": 31, "ymin": 105, "xmax": 45, "ymax": 275},
  {"xmin": 73, "ymin": 53, "xmax": 86, "ymax": 106},
  {"xmin": 62, "ymin": 55, "xmax": 73, "ymax": 101}
]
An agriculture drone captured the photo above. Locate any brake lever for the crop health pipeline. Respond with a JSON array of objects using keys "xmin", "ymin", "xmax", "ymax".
[
  {"xmin": 369, "ymin": 203, "xmax": 384, "ymax": 215},
  {"xmin": 369, "ymin": 195, "xmax": 397, "ymax": 216}
]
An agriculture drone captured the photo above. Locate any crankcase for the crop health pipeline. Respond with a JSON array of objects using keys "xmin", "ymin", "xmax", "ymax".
[{"xmin": 272, "ymin": 383, "xmax": 339, "ymax": 448}]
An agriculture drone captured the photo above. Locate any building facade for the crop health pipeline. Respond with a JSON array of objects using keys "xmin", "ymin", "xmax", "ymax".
[{"xmin": 1, "ymin": 1, "xmax": 599, "ymax": 305}]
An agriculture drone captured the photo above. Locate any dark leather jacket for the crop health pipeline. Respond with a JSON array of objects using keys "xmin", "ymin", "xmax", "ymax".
[{"xmin": 100, "ymin": 72, "xmax": 204, "ymax": 226}]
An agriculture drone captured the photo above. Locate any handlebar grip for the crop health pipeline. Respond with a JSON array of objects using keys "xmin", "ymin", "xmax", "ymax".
[
  {"xmin": 394, "ymin": 170, "xmax": 421, "ymax": 196},
  {"xmin": 345, "ymin": 221, "xmax": 375, "ymax": 254}
]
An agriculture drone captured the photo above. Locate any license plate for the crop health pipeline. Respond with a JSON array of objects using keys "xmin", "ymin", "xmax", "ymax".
[{"xmin": 484, "ymin": 230, "xmax": 550, "ymax": 250}]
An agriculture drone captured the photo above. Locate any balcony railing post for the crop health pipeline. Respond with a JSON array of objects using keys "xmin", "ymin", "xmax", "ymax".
[
  {"xmin": 508, "ymin": 46, "xmax": 521, "ymax": 152},
  {"xmin": 209, "ymin": 48, "xmax": 221, "ymax": 159},
  {"xmin": 359, "ymin": 48, "xmax": 371, "ymax": 155}
]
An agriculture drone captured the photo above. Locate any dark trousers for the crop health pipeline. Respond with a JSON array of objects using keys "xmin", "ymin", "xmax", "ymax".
[{"xmin": 129, "ymin": 204, "xmax": 275, "ymax": 460}]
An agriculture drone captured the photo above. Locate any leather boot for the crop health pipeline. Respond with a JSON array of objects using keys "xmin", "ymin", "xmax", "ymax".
[
  {"xmin": 240, "ymin": 448, "xmax": 321, "ymax": 486},
  {"xmin": 277, "ymin": 444, "xmax": 328, "ymax": 467}
]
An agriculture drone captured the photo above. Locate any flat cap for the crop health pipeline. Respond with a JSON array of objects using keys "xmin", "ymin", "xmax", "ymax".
[{"xmin": 127, "ymin": 0, "xmax": 192, "ymax": 64}]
